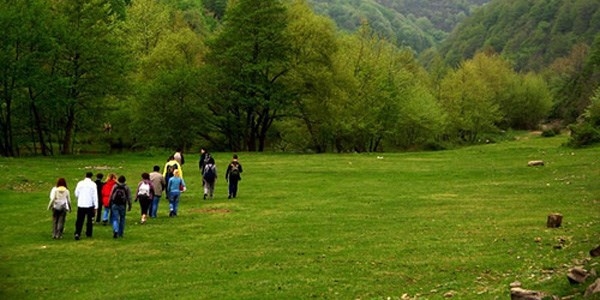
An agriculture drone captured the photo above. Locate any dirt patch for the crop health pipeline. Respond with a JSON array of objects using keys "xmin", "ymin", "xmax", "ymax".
[{"xmin": 191, "ymin": 208, "xmax": 232, "ymax": 214}]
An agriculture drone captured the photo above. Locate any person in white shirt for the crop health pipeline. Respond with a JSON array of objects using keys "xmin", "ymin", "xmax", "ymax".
[{"xmin": 73, "ymin": 172, "xmax": 98, "ymax": 240}]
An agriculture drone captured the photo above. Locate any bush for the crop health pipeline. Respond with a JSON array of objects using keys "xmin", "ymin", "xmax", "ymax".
[{"xmin": 567, "ymin": 122, "xmax": 600, "ymax": 147}]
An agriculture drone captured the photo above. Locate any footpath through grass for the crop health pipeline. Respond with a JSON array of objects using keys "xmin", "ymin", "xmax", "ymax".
[{"xmin": 0, "ymin": 133, "xmax": 598, "ymax": 299}]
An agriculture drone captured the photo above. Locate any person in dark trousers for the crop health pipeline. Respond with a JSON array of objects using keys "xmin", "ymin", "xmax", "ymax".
[
  {"xmin": 94, "ymin": 173, "xmax": 104, "ymax": 223},
  {"xmin": 225, "ymin": 154, "xmax": 243, "ymax": 199},
  {"xmin": 202, "ymin": 157, "xmax": 217, "ymax": 200},
  {"xmin": 74, "ymin": 172, "xmax": 98, "ymax": 240},
  {"xmin": 199, "ymin": 148, "xmax": 211, "ymax": 193},
  {"xmin": 109, "ymin": 175, "xmax": 132, "ymax": 238}
]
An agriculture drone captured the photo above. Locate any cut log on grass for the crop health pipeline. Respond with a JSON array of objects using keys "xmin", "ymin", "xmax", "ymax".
[
  {"xmin": 527, "ymin": 160, "xmax": 545, "ymax": 166},
  {"xmin": 546, "ymin": 213, "xmax": 563, "ymax": 228},
  {"xmin": 510, "ymin": 287, "xmax": 545, "ymax": 300},
  {"xmin": 567, "ymin": 267, "xmax": 588, "ymax": 284}
]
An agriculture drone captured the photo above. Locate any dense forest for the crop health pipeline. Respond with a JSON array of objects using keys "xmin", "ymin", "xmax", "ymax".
[
  {"xmin": 1, "ymin": 0, "xmax": 599, "ymax": 156},
  {"xmin": 307, "ymin": 0, "xmax": 490, "ymax": 52}
]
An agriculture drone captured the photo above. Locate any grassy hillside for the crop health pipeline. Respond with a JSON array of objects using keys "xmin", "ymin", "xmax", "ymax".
[{"xmin": 0, "ymin": 133, "xmax": 599, "ymax": 299}]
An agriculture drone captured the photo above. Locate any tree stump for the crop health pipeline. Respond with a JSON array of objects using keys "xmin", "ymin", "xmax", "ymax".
[{"xmin": 546, "ymin": 213, "xmax": 562, "ymax": 228}]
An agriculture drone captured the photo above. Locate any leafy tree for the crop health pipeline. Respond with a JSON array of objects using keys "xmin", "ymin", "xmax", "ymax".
[
  {"xmin": 125, "ymin": 0, "xmax": 208, "ymax": 150},
  {"xmin": 205, "ymin": 0, "xmax": 292, "ymax": 151},
  {"xmin": 49, "ymin": 0, "xmax": 130, "ymax": 154},
  {"xmin": 568, "ymin": 87, "xmax": 600, "ymax": 147},
  {"xmin": 281, "ymin": 0, "xmax": 339, "ymax": 152},
  {"xmin": 439, "ymin": 54, "xmax": 501, "ymax": 143},
  {"xmin": 0, "ymin": 0, "xmax": 53, "ymax": 156}
]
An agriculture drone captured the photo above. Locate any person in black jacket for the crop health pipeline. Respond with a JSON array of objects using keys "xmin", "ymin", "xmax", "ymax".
[
  {"xmin": 94, "ymin": 173, "xmax": 104, "ymax": 223},
  {"xmin": 225, "ymin": 154, "xmax": 243, "ymax": 199}
]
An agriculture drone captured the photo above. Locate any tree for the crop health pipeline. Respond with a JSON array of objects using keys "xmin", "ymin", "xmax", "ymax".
[
  {"xmin": 439, "ymin": 54, "xmax": 502, "ymax": 143},
  {"xmin": 205, "ymin": 0, "xmax": 292, "ymax": 151},
  {"xmin": 568, "ymin": 87, "xmax": 600, "ymax": 147},
  {"xmin": 50, "ymin": 0, "xmax": 129, "ymax": 154}
]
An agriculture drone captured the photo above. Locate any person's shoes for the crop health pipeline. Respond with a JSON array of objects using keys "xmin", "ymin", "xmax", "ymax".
[
  {"xmin": 113, "ymin": 232, "xmax": 118, "ymax": 239},
  {"xmin": 228, "ymin": 195, "xmax": 231, "ymax": 199},
  {"xmin": 74, "ymin": 234, "xmax": 80, "ymax": 240},
  {"xmin": 102, "ymin": 220, "xmax": 107, "ymax": 226},
  {"xmin": 203, "ymin": 194, "xmax": 207, "ymax": 200},
  {"xmin": 169, "ymin": 211, "xmax": 173, "ymax": 217}
]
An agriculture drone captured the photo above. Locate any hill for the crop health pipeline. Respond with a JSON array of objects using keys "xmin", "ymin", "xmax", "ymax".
[
  {"xmin": 439, "ymin": 0, "xmax": 600, "ymax": 71},
  {"xmin": 306, "ymin": 0, "xmax": 490, "ymax": 52}
]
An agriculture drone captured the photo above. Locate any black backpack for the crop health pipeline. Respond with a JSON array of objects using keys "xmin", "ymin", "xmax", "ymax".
[
  {"xmin": 203, "ymin": 164, "xmax": 216, "ymax": 182},
  {"xmin": 112, "ymin": 185, "xmax": 127, "ymax": 205},
  {"xmin": 230, "ymin": 164, "xmax": 240, "ymax": 179}
]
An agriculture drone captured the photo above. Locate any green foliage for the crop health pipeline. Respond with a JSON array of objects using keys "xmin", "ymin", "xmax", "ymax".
[
  {"xmin": 567, "ymin": 87, "xmax": 600, "ymax": 147},
  {"xmin": 441, "ymin": 0, "xmax": 600, "ymax": 72},
  {"xmin": 205, "ymin": 0, "xmax": 292, "ymax": 152},
  {"xmin": 307, "ymin": 0, "xmax": 488, "ymax": 53}
]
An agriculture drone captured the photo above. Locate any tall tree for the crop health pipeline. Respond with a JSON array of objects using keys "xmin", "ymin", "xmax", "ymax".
[
  {"xmin": 50, "ymin": 0, "xmax": 129, "ymax": 154},
  {"xmin": 205, "ymin": 0, "xmax": 291, "ymax": 151}
]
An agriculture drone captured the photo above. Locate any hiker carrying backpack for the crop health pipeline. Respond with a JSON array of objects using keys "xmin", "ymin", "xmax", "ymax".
[
  {"xmin": 203, "ymin": 164, "xmax": 216, "ymax": 183},
  {"xmin": 111, "ymin": 184, "xmax": 129, "ymax": 206}
]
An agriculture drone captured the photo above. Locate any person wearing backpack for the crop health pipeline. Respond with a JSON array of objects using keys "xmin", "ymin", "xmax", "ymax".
[
  {"xmin": 225, "ymin": 154, "xmax": 243, "ymax": 199},
  {"xmin": 166, "ymin": 169, "xmax": 186, "ymax": 217},
  {"xmin": 74, "ymin": 172, "xmax": 99, "ymax": 240},
  {"xmin": 109, "ymin": 175, "xmax": 132, "ymax": 239},
  {"xmin": 47, "ymin": 178, "xmax": 72, "ymax": 239},
  {"xmin": 163, "ymin": 155, "xmax": 182, "ymax": 185},
  {"xmin": 135, "ymin": 172, "xmax": 155, "ymax": 224},
  {"xmin": 202, "ymin": 157, "xmax": 217, "ymax": 200}
]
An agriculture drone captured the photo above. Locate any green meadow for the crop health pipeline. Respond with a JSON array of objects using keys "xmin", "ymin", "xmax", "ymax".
[{"xmin": 0, "ymin": 133, "xmax": 598, "ymax": 299}]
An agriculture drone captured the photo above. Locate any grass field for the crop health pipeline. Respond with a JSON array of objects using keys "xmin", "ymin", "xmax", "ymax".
[{"xmin": 0, "ymin": 133, "xmax": 599, "ymax": 299}]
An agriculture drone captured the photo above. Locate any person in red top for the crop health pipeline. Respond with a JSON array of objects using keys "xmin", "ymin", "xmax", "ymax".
[{"xmin": 100, "ymin": 173, "xmax": 117, "ymax": 225}]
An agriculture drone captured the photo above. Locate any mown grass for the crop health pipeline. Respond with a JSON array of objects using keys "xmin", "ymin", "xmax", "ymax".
[{"xmin": 0, "ymin": 133, "xmax": 599, "ymax": 299}]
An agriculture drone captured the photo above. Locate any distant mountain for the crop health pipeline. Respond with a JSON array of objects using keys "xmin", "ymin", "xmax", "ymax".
[
  {"xmin": 439, "ymin": 0, "xmax": 600, "ymax": 71},
  {"xmin": 306, "ymin": 0, "xmax": 490, "ymax": 53}
]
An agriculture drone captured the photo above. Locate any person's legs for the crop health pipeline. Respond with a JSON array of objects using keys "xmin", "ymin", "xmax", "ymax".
[
  {"xmin": 209, "ymin": 181, "xmax": 215, "ymax": 199},
  {"xmin": 85, "ymin": 207, "xmax": 94, "ymax": 237},
  {"xmin": 150, "ymin": 196, "xmax": 160, "ymax": 218},
  {"xmin": 57, "ymin": 210, "xmax": 66, "ymax": 238},
  {"xmin": 52, "ymin": 210, "xmax": 60, "ymax": 238},
  {"xmin": 171, "ymin": 193, "xmax": 180, "ymax": 216},
  {"xmin": 74, "ymin": 207, "xmax": 85, "ymax": 239},
  {"xmin": 102, "ymin": 206, "xmax": 110, "ymax": 224},
  {"xmin": 118, "ymin": 206, "xmax": 126, "ymax": 237},
  {"xmin": 95, "ymin": 205, "xmax": 102, "ymax": 223},
  {"xmin": 232, "ymin": 180, "xmax": 239, "ymax": 198},
  {"xmin": 111, "ymin": 205, "xmax": 119, "ymax": 237}
]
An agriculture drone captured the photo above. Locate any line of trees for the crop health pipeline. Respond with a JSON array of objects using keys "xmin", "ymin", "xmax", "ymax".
[{"xmin": 1, "ymin": 0, "xmax": 598, "ymax": 156}]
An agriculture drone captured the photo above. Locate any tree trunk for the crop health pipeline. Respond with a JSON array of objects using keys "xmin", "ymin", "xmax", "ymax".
[
  {"xmin": 29, "ymin": 95, "xmax": 50, "ymax": 156},
  {"xmin": 62, "ymin": 107, "xmax": 75, "ymax": 155}
]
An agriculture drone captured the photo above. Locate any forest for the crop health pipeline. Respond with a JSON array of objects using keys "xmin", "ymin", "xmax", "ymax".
[{"xmin": 1, "ymin": 0, "xmax": 599, "ymax": 156}]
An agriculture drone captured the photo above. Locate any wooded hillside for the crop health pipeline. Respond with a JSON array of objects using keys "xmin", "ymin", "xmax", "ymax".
[
  {"xmin": 307, "ymin": 0, "xmax": 489, "ymax": 52},
  {"xmin": 440, "ymin": 0, "xmax": 600, "ymax": 71}
]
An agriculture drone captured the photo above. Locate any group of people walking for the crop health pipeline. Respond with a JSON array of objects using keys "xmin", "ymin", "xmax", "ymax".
[{"xmin": 46, "ymin": 149, "xmax": 243, "ymax": 240}]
